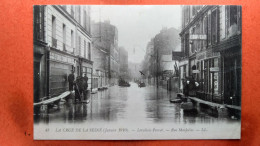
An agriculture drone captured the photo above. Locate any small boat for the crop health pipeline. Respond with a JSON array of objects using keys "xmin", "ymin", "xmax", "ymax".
[
  {"xmin": 180, "ymin": 101, "xmax": 194, "ymax": 111},
  {"xmin": 118, "ymin": 79, "xmax": 131, "ymax": 87},
  {"xmin": 170, "ymin": 98, "xmax": 182, "ymax": 103},
  {"xmin": 138, "ymin": 82, "xmax": 146, "ymax": 87}
]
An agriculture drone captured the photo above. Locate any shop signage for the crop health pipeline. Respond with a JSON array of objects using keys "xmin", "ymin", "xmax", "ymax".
[
  {"xmin": 206, "ymin": 50, "xmax": 220, "ymax": 58},
  {"xmin": 179, "ymin": 60, "xmax": 188, "ymax": 66},
  {"xmin": 210, "ymin": 67, "xmax": 219, "ymax": 72},
  {"xmin": 189, "ymin": 34, "xmax": 207, "ymax": 40},
  {"xmin": 192, "ymin": 70, "xmax": 200, "ymax": 74},
  {"xmin": 196, "ymin": 51, "xmax": 206, "ymax": 60},
  {"xmin": 50, "ymin": 52, "xmax": 74, "ymax": 64}
]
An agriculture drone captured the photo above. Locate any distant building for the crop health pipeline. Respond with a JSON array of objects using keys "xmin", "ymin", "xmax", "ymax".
[
  {"xmin": 119, "ymin": 47, "xmax": 128, "ymax": 79},
  {"xmin": 92, "ymin": 20, "xmax": 119, "ymax": 85},
  {"xmin": 180, "ymin": 6, "xmax": 241, "ymax": 106},
  {"xmin": 154, "ymin": 27, "xmax": 181, "ymax": 79}
]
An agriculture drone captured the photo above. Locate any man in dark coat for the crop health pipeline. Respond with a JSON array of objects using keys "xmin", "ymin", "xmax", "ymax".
[
  {"xmin": 83, "ymin": 74, "xmax": 89, "ymax": 101},
  {"xmin": 68, "ymin": 70, "xmax": 75, "ymax": 91},
  {"xmin": 74, "ymin": 76, "xmax": 84, "ymax": 102}
]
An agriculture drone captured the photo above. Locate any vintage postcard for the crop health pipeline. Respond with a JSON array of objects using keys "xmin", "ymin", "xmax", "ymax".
[{"xmin": 33, "ymin": 5, "xmax": 241, "ymax": 140}]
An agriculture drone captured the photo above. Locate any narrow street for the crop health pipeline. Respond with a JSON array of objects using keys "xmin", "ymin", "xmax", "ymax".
[{"xmin": 34, "ymin": 83, "xmax": 238, "ymax": 125}]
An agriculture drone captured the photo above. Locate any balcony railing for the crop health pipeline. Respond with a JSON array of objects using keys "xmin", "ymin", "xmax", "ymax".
[{"xmin": 52, "ymin": 37, "xmax": 57, "ymax": 48}]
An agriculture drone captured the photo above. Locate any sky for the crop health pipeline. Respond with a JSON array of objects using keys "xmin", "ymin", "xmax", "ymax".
[{"xmin": 91, "ymin": 5, "xmax": 181, "ymax": 63}]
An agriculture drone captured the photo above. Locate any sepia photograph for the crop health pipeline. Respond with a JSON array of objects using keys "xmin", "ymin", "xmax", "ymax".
[{"xmin": 33, "ymin": 5, "xmax": 241, "ymax": 140}]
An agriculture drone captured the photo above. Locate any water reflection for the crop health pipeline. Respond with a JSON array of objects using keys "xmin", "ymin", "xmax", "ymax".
[{"xmin": 34, "ymin": 82, "xmax": 239, "ymax": 125}]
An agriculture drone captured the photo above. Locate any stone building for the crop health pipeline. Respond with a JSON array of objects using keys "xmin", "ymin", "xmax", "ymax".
[
  {"xmin": 179, "ymin": 5, "xmax": 241, "ymax": 106},
  {"xmin": 33, "ymin": 5, "xmax": 93, "ymax": 103},
  {"xmin": 92, "ymin": 20, "xmax": 119, "ymax": 86},
  {"xmin": 119, "ymin": 47, "xmax": 129, "ymax": 80},
  {"xmin": 142, "ymin": 27, "xmax": 181, "ymax": 86}
]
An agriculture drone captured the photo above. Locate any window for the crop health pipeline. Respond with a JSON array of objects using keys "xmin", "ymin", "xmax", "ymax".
[
  {"xmin": 207, "ymin": 12, "xmax": 211, "ymax": 45},
  {"xmin": 63, "ymin": 24, "xmax": 66, "ymax": 51},
  {"xmin": 71, "ymin": 6, "xmax": 74, "ymax": 18},
  {"xmin": 52, "ymin": 16, "xmax": 56, "ymax": 39},
  {"xmin": 83, "ymin": 10, "xmax": 87, "ymax": 29},
  {"xmin": 63, "ymin": 24, "xmax": 66, "ymax": 43},
  {"xmin": 184, "ymin": 33, "xmax": 189, "ymax": 56},
  {"xmin": 34, "ymin": 6, "xmax": 44, "ymax": 41},
  {"xmin": 84, "ymin": 40, "xmax": 86, "ymax": 58},
  {"xmin": 227, "ymin": 6, "xmax": 240, "ymax": 37},
  {"xmin": 78, "ymin": 6, "xmax": 81, "ymax": 24},
  {"xmin": 51, "ymin": 16, "xmax": 57, "ymax": 48},
  {"xmin": 88, "ymin": 42, "xmax": 91, "ymax": 60},
  {"xmin": 71, "ymin": 30, "xmax": 74, "ymax": 48},
  {"xmin": 211, "ymin": 9, "xmax": 218, "ymax": 44},
  {"xmin": 62, "ymin": 5, "xmax": 66, "ymax": 10},
  {"xmin": 203, "ymin": 15, "xmax": 208, "ymax": 48},
  {"xmin": 230, "ymin": 6, "xmax": 238, "ymax": 26},
  {"xmin": 78, "ymin": 36, "xmax": 81, "ymax": 56}
]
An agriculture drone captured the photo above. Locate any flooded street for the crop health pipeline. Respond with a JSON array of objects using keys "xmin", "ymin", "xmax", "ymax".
[{"xmin": 34, "ymin": 82, "xmax": 239, "ymax": 125}]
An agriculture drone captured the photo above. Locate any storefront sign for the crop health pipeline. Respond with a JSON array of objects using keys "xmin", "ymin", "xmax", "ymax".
[
  {"xmin": 196, "ymin": 51, "xmax": 206, "ymax": 60},
  {"xmin": 179, "ymin": 60, "xmax": 188, "ymax": 66},
  {"xmin": 206, "ymin": 50, "xmax": 220, "ymax": 58},
  {"xmin": 210, "ymin": 67, "xmax": 219, "ymax": 72},
  {"xmin": 50, "ymin": 52, "xmax": 74, "ymax": 64},
  {"xmin": 189, "ymin": 34, "xmax": 207, "ymax": 40},
  {"xmin": 192, "ymin": 70, "xmax": 200, "ymax": 74}
]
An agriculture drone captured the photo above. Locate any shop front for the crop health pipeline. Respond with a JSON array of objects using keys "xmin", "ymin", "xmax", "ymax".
[
  {"xmin": 222, "ymin": 47, "xmax": 241, "ymax": 106},
  {"xmin": 195, "ymin": 49, "xmax": 221, "ymax": 103},
  {"xmin": 179, "ymin": 59, "xmax": 189, "ymax": 92},
  {"xmin": 80, "ymin": 59, "xmax": 93, "ymax": 91},
  {"xmin": 49, "ymin": 50, "xmax": 76, "ymax": 97}
]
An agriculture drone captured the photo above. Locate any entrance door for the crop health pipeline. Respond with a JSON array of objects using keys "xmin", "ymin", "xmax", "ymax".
[{"xmin": 34, "ymin": 62, "xmax": 40, "ymax": 103}]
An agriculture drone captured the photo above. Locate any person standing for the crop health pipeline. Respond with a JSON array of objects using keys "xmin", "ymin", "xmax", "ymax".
[
  {"xmin": 68, "ymin": 70, "xmax": 75, "ymax": 91},
  {"xmin": 83, "ymin": 74, "xmax": 89, "ymax": 101},
  {"xmin": 74, "ymin": 76, "xmax": 84, "ymax": 103}
]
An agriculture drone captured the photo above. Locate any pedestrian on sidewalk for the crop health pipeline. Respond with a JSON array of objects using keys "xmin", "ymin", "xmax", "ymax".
[
  {"xmin": 68, "ymin": 70, "xmax": 75, "ymax": 91},
  {"xmin": 74, "ymin": 76, "xmax": 84, "ymax": 103},
  {"xmin": 83, "ymin": 73, "xmax": 89, "ymax": 101}
]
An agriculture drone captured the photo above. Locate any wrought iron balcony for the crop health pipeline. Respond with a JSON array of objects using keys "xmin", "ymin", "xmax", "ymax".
[{"xmin": 52, "ymin": 37, "xmax": 57, "ymax": 48}]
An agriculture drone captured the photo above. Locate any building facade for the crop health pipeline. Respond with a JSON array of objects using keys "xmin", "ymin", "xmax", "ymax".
[
  {"xmin": 179, "ymin": 5, "xmax": 241, "ymax": 106},
  {"xmin": 92, "ymin": 43, "xmax": 109, "ymax": 90},
  {"xmin": 33, "ymin": 5, "xmax": 93, "ymax": 103},
  {"xmin": 119, "ymin": 47, "xmax": 129, "ymax": 80},
  {"xmin": 33, "ymin": 6, "xmax": 48, "ymax": 105},
  {"xmin": 92, "ymin": 21, "xmax": 119, "ymax": 86}
]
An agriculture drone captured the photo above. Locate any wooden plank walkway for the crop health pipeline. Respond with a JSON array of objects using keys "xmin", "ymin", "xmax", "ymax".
[
  {"xmin": 34, "ymin": 91, "xmax": 72, "ymax": 106},
  {"xmin": 189, "ymin": 96, "xmax": 241, "ymax": 111}
]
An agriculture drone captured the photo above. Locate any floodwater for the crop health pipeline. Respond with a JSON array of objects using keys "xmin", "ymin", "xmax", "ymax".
[{"xmin": 34, "ymin": 82, "xmax": 239, "ymax": 125}]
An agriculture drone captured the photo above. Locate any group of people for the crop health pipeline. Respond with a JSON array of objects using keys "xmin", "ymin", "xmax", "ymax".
[
  {"xmin": 183, "ymin": 76, "xmax": 200, "ymax": 97},
  {"xmin": 68, "ymin": 70, "xmax": 89, "ymax": 103}
]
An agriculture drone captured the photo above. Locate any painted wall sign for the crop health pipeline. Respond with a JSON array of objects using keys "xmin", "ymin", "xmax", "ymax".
[{"xmin": 50, "ymin": 52, "xmax": 74, "ymax": 64}]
